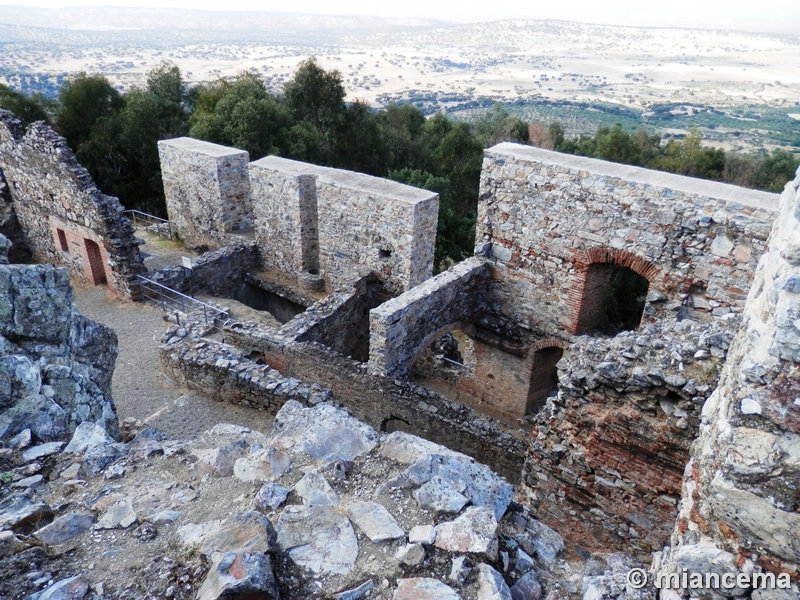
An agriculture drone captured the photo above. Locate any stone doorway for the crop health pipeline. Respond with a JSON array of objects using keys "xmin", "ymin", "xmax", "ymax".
[{"xmin": 84, "ymin": 238, "xmax": 107, "ymax": 285}]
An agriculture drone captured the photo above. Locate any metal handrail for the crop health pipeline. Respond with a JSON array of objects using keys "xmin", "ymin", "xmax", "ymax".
[
  {"xmin": 124, "ymin": 209, "xmax": 172, "ymax": 239},
  {"xmin": 135, "ymin": 275, "xmax": 228, "ymax": 327}
]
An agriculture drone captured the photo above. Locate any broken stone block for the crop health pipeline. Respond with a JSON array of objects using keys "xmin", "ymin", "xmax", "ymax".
[
  {"xmin": 333, "ymin": 579, "xmax": 376, "ymax": 600},
  {"xmin": 95, "ymin": 498, "xmax": 137, "ymax": 529},
  {"xmin": 233, "ymin": 447, "xmax": 291, "ymax": 482},
  {"xmin": 268, "ymin": 400, "xmax": 379, "ymax": 463},
  {"xmin": 64, "ymin": 421, "xmax": 115, "ymax": 454},
  {"xmin": 510, "ymin": 571, "xmax": 542, "ymax": 600},
  {"xmin": 477, "ymin": 563, "xmax": 512, "ymax": 600},
  {"xmin": 178, "ymin": 511, "xmax": 276, "ymax": 556},
  {"xmin": 196, "ymin": 552, "xmax": 278, "ymax": 600},
  {"xmin": 254, "ymin": 482, "xmax": 290, "ymax": 511},
  {"xmin": 37, "ymin": 574, "xmax": 90, "ymax": 600},
  {"xmin": 393, "ymin": 578, "xmax": 461, "ymax": 600},
  {"xmin": 435, "ymin": 506, "xmax": 498, "ymax": 559},
  {"xmin": 347, "ymin": 501, "xmax": 404, "ymax": 542},
  {"xmin": 413, "ymin": 475, "xmax": 469, "ymax": 513},
  {"xmin": 395, "ymin": 543, "xmax": 426, "ymax": 566},
  {"xmin": 524, "ymin": 519, "xmax": 564, "ymax": 568},
  {"xmin": 409, "ymin": 524, "xmax": 436, "ymax": 545},
  {"xmin": 34, "ymin": 512, "xmax": 95, "ymax": 545},
  {"xmin": 0, "ymin": 530, "xmax": 26, "ymax": 558},
  {"xmin": 449, "ymin": 556, "xmax": 471, "ymax": 583},
  {"xmin": 276, "ymin": 505, "xmax": 358, "ymax": 576},
  {"xmin": 0, "ymin": 491, "xmax": 52, "ymax": 529},
  {"xmin": 21, "ymin": 441, "xmax": 65, "ymax": 463},
  {"xmin": 296, "ymin": 469, "xmax": 339, "ymax": 506}
]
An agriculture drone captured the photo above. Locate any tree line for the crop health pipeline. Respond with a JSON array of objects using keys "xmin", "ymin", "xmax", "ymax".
[{"xmin": 1, "ymin": 59, "xmax": 797, "ymax": 270}]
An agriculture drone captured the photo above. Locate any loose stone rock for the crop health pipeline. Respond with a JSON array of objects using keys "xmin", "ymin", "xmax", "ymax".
[
  {"xmin": 34, "ymin": 512, "xmax": 95, "ymax": 545},
  {"xmin": 145, "ymin": 510, "xmax": 182, "ymax": 526},
  {"xmin": 95, "ymin": 498, "xmax": 137, "ymax": 529},
  {"xmin": 395, "ymin": 543, "xmax": 426, "ymax": 566},
  {"xmin": 21, "ymin": 441, "xmax": 65, "ymax": 463},
  {"xmin": 196, "ymin": 552, "xmax": 278, "ymax": 600},
  {"xmin": 477, "ymin": 563, "xmax": 512, "ymax": 600},
  {"xmin": 38, "ymin": 574, "xmax": 90, "ymax": 600},
  {"xmin": 393, "ymin": 578, "xmax": 461, "ymax": 600},
  {"xmin": 413, "ymin": 475, "xmax": 469, "ymax": 513},
  {"xmin": 254, "ymin": 482, "xmax": 290, "ymax": 511},
  {"xmin": 64, "ymin": 421, "xmax": 114, "ymax": 454},
  {"xmin": 347, "ymin": 501, "xmax": 404, "ymax": 542},
  {"xmin": 296, "ymin": 469, "xmax": 339, "ymax": 506},
  {"xmin": 333, "ymin": 579, "xmax": 376, "ymax": 600},
  {"xmin": 233, "ymin": 447, "xmax": 291, "ymax": 482},
  {"xmin": 0, "ymin": 530, "xmax": 26, "ymax": 558},
  {"xmin": 435, "ymin": 506, "xmax": 499, "ymax": 559},
  {"xmin": 510, "ymin": 571, "xmax": 542, "ymax": 600},
  {"xmin": 409, "ymin": 524, "xmax": 436, "ymax": 545},
  {"xmin": 178, "ymin": 511, "xmax": 275, "ymax": 556},
  {"xmin": 275, "ymin": 504, "xmax": 358, "ymax": 576}
]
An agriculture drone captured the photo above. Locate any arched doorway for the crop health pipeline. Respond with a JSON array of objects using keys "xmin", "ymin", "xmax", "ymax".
[
  {"xmin": 525, "ymin": 338, "xmax": 569, "ymax": 415},
  {"xmin": 84, "ymin": 238, "xmax": 107, "ymax": 285}
]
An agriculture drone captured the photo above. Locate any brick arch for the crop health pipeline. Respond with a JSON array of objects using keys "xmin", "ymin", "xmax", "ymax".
[
  {"xmin": 565, "ymin": 247, "xmax": 659, "ymax": 335},
  {"xmin": 407, "ymin": 321, "xmax": 477, "ymax": 369},
  {"xmin": 529, "ymin": 336, "xmax": 570, "ymax": 354}
]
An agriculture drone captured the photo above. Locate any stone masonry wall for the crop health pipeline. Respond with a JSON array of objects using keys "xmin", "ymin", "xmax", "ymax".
[
  {"xmin": 250, "ymin": 156, "xmax": 439, "ymax": 294},
  {"xmin": 221, "ymin": 318, "xmax": 527, "ymax": 482},
  {"xmin": 478, "ymin": 143, "xmax": 778, "ymax": 337},
  {"xmin": 368, "ymin": 257, "xmax": 492, "ymax": 377},
  {"xmin": 158, "ymin": 137, "xmax": 252, "ymax": 249},
  {"xmin": 657, "ymin": 171, "xmax": 800, "ymax": 596},
  {"xmin": 522, "ymin": 315, "xmax": 739, "ymax": 561},
  {"xmin": 0, "ymin": 110, "xmax": 144, "ymax": 298}
]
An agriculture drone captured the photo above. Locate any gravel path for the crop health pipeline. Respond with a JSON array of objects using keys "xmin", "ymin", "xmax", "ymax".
[{"xmin": 72, "ymin": 282, "xmax": 274, "ymax": 437}]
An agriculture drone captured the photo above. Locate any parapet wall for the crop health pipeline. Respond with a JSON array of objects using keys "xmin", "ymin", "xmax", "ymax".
[
  {"xmin": 660, "ymin": 172, "xmax": 800, "ymax": 591},
  {"xmin": 478, "ymin": 143, "xmax": 779, "ymax": 336},
  {"xmin": 158, "ymin": 137, "xmax": 252, "ymax": 249},
  {"xmin": 0, "ymin": 110, "xmax": 144, "ymax": 297},
  {"xmin": 250, "ymin": 156, "xmax": 439, "ymax": 294},
  {"xmin": 368, "ymin": 257, "xmax": 492, "ymax": 377}
]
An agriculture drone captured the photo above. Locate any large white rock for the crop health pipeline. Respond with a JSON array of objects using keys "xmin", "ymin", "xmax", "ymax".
[
  {"xmin": 393, "ymin": 578, "xmax": 461, "ymax": 600},
  {"xmin": 276, "ymin": 505, "xmax": 358, "ymax": 576},
  {"xmin": 435, "ymin": 506, "xmax": 498, "ymax": 559},
  {"xmin": 347, "ymin": 501, "xmax": 404, "ymax": 542}
]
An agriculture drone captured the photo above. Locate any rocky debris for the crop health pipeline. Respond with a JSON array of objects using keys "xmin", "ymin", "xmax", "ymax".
[
  {"xmin": 22, "ymin": 442, "xmax": 65, "ymax": 463},
  {"xmin": 347, "ymin": 501, "xmax": 404, "ymax": 542},
  {"xmin": 296, "ymin": 468, "xmax": 339, "ymax": 505},
  {"xmin": 34, "ymin": 512, "xmax": 95, "ymax": 545},
  {"xmin": 333, "ymin": 579, "xmax": 376, "ymax": 600},
  {"xmin": 414, "ymin": 475, "xmax": 469, "ymax": 513},
  {"xmin": 254, "ymin": 482, "xmax": 290, "ymax": 511},
  {"xmin": 0, "ymin": 529, "xmax": 27, "ymax": 557},
  {"xmin": 196, "ymin": 552, "xmax": 278, "ymax": 600},
  {"xmin": 449, "ymin": 556, "xmax": 471, "ymax": 584},
  {"xmin": 408, "ymin": 524, "xmax": 436, "ymax": 545},
  {"xmin": 580, "ymin": 553, "xmax": 655, "ymax": 600},
  {"xmin": 394, "ymin": 578, "xmax": 462, "ymax": 599},
  {"xmin": 63, "ymin": 422, "xmax": 115, "ymax": 456},
  {"xmin": 0, "ymin": 491, "xmax": 52, "ymax": 529},
  {"xmin": 268, "ymin": 400, "xmax": 378, "ymax": 463},
  {"xmin": 477, "ymin": 563, "xmax": 512, "ymax": 600},
  {"xmin": 233, "ymin": 447, "xmax": 292, "ymax": 482},
  {"xmin": 510, "ymin": 571, "xmax": 542, "ymax": 600},
  {"xmin": 178, "ymin": 511, "xmax": 275, "ymax": 556},
  {"xmin": 395, "ymin": 542, "xmax": 425, "ymax": 566},
  {"xmin": 435, "ymin": 506, "xmax": 499, "ymax": 559},
  {"xmin": 276, "ymin": 504, "xmax": 359, "ymax": 575},
  {"xmin": 37, "ymin": 574, "xmax": 90, "ymax": 600},
  {"xmin": 522, "ymin": 520, "xmax": 564, "ymax": 569},
  {"xmin": 95, "ymin": 498, "xmax": 137, "ymax": 529}
]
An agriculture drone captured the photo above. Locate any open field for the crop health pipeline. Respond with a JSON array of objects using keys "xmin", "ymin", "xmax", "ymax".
[{"xmin": 1, "ymin": 10, "xmax": 799, "ymax": 152}]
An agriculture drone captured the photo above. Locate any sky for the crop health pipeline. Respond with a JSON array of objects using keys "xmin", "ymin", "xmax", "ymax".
[{"xmin": 1, "ymin": 0, "xmax": 799, "ymax": 32}]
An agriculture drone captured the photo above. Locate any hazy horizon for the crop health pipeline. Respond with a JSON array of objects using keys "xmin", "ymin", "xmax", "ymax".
[{"xmin": 1, "ymin": 1, "xmax": 799, "ymax": 34}]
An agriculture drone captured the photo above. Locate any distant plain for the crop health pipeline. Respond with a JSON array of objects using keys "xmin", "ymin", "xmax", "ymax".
[{"xmin": 1, "ymin": 7, "xmax": 798, "ymax": 152}]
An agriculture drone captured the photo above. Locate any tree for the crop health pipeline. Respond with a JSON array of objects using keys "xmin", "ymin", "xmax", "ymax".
[
  {"xmin": 56, "ymin": 73, "xmax": 122, "ymax": 153},
  {"xmin": 190, "ymin": 72, "xmax": 294, "ymax": 160},
  {"xmin": 752, "ymin": 148, "xmax": 799, "ymax": 192},
  {"xmin": 0, "ymin": 84, "xmax": 51, "ymax": 125},
  {"xmin": 472, "ymin": 103, "xmax": 529, "ymax": 148},
  {"xmin": 283, "ymin": 58, "xmax": 346, "ymax": 162}
]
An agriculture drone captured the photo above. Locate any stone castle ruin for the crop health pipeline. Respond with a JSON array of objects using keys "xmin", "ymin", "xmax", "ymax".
[{"xmin": 1, "ymin": 107, "xmax": 798, "ymax": 595}]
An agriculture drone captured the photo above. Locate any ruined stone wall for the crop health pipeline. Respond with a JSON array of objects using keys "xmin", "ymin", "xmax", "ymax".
[
  {"xmin": 250, "ymin": 156, "xmax": 439, "ymax": 294},
  {"xmin": 221, "ymin": 317, "xmax": 527, "ymax": 482},
  {"xmin": 148, "ymin": 240, "xmax": 259, "ymax": 298},
  {"xmin": 0, "ymin": 110, "xmax": 144, "ymax": 297},
  {"xmin": 368, "ymin": 257, "xmax": 492, "ymax": 377},
  {"xmin": 478, "ymin": 143, "xmax": 778, "ymax": 336},
  {"xmin": 0, "ymin": 167, "xmax": 30, "ymax": 264},
  {"xmin": 158, "ymin": 137, "xmax": 252, "ymax": 249},
  {"xmin": 657, "ymin": 172, "xmax": 800, "ymax": 595},
  {"xmin": 279, "ymin": 273, "xmax": 389, "ymax": 362},
  {"xmin": 521, "ymin": 316, "xmax": 737, "ymax": 560}
]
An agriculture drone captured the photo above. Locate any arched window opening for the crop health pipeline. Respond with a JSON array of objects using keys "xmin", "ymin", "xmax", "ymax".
[
  {"xmin": 526, "ymin": 346, "xmax": 565, "ymax": 415},
  {"xmin": 576, "ymin": 263, "xmax": 649, "ymax": 335},
  {"xmin": 381, "ymin": 416, "xmax": 411, "ymax": 433}
]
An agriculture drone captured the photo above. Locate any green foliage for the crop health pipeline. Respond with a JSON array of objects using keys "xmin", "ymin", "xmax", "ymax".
[
  {"xmin": 0, "ymin": 83, "xmax": 51, "ymax": 125},
  {"xmin": 189, "ymin": 72, "xmax": 294, "ymax": 160},
  {"xmin": 56, "ymin": 73, "xmax": 122, "ymax": 153},
  {"xmin": 472, "ymin": 103, "xmax": 530, "ymax": 148}
]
